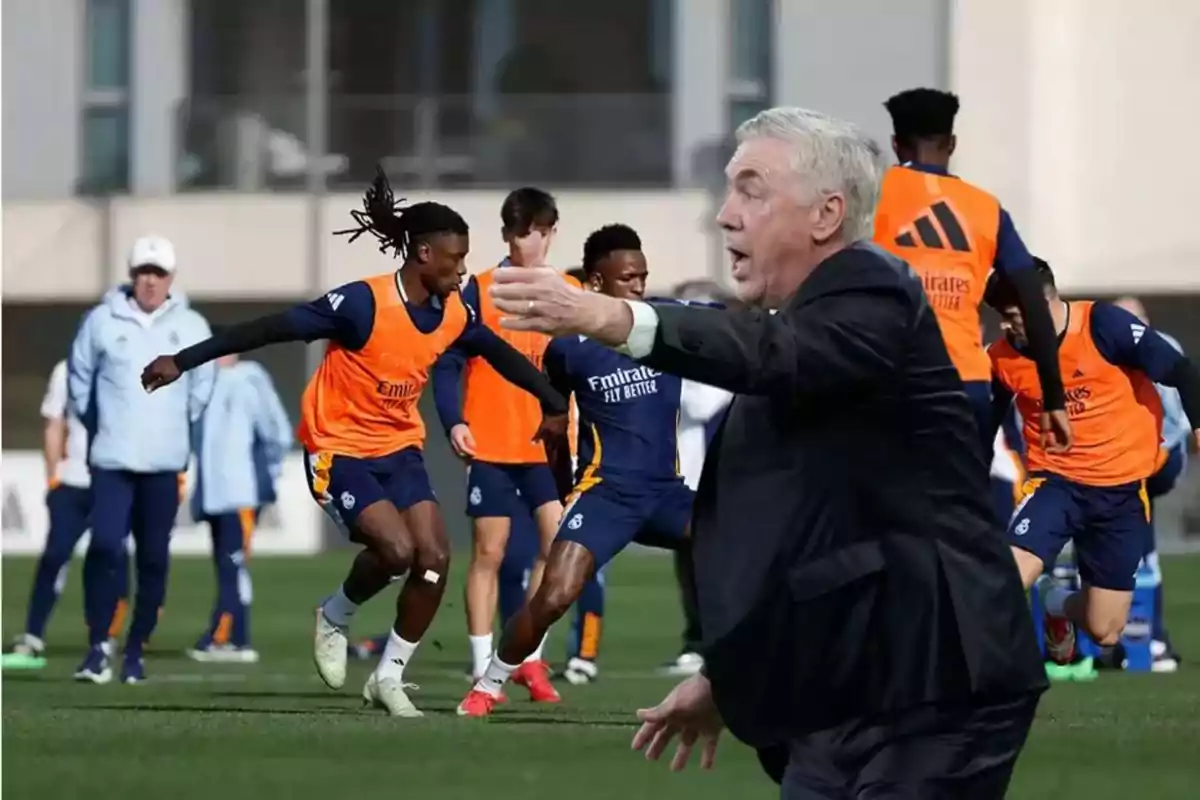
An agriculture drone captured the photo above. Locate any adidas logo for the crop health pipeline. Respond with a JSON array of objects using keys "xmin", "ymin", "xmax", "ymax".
[
  {"xmin": 893, "ymin": 201, "xmax": 972, "ymax": 253},
  {"xmin": 1073, "ymin": 368, "xmax": 1084, "ymax": 378}
]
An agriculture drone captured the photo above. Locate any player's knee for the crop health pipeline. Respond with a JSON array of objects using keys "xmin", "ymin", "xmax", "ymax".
[
  {"xmin": 472, "ymin": 537, "xmax": 505, "ymax": 570},
  {"xmin": 376, "ymin": 535, "xmax": 414, "ymax": 576},
  {"xmin": 1088, "ymin": 615, "xmax": 1126, "ymax": 646},
  {"xmin": 415, "ymin": 544, "xmax": 451, "ymax": 582}
]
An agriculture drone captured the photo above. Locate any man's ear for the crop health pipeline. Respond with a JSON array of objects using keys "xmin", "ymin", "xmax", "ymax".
[{"xmin": 810, "ymin": 193, "xmax": 847, "ymax": 244}]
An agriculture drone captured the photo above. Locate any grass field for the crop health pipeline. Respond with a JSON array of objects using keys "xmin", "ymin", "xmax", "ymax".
[{"xmin": 4, "ymin": 552, "xmax": 1200, "ymax": 799}]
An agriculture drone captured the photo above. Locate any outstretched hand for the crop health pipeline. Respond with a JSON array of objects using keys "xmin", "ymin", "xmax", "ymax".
[
  {"xmin": 631, "ymin": 673, "xmax": 724, "ymax": 772},
  {"xmin": 490, "ymin": 267, "xmax": 634, "ymax": 345},
  {"xmin": 141, "ymin": 355, "xmax": 183, "ymax": 392}
]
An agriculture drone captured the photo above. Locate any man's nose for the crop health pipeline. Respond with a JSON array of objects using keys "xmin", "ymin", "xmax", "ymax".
[{"xmin": 716, "ymin": 200, "xmax": 739, "ymax": 230}]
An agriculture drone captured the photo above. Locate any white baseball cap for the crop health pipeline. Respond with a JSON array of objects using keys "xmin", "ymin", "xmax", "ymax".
[{"xmin": 128, "ymin": 235, "xmax": 177, "ymax": 273}]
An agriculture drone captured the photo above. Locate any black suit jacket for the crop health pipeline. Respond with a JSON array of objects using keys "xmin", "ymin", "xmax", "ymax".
[{"xmin": 639, "ymin": 243, "xmax": 1047, "ymax": 752}]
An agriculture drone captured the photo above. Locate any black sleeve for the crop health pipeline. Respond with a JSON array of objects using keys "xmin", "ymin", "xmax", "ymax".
[
  {"xmin": 174, "ymin": 282, "xmax": 376, "ymax": 372},
  {"xmin": 639, "ymin": 289, "xmax": 910, "ymax": 399},
  {"xmin": 457, "ymin": 325, "xmax": 569, "ymax": 416},
  {"xmin": 1164, "ymin": 356, "xmax": 1200, "ymax": 434},
  {"xmin": 1006, "ymin": 267, "xmax": 1065, "ymax": 410},
  {"xmin": 175, "ymin": 313, "xmax": 302, "ymax": 372},
  {"xmin": 543, "ymin": 339, "xmax": 573, "ymax": 401},
  {"xmin": 542, "ymin": 340, "xmax": 575, "ymax": 500}
]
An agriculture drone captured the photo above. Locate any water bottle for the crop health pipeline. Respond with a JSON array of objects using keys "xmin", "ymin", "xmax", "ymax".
[{"xmin": 1121, "ymin": 557, "xmax": 1158, "ymax": 672}]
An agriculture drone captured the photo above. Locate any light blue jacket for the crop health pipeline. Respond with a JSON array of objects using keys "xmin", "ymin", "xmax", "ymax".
[
  {"xmin": 69, "ymin": 286, "xmax": 215, "ymax": 473},
  {"xmin": 1156, "ymin": 332, "xmax": 1191, "ymax": 456},
  {"xmin": 193, "ymin": 360, "xmax": 292, "ymax": 516}
]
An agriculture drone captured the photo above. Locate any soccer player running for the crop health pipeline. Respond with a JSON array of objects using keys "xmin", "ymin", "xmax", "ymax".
[
  {"xmin": 985, "ymin": 261, "xmax": 1200, "ymax": 678},
  {"xmin": 458, "ymin": 223, "xmax": 696, "ymax": 717},
  {"xmin": 141, "ymin": 170, "xmax": 568, "ymax": 717},
  {"xmin": 874, "ymin": 88, "xmax": 1070, "ymax": 458},
  {"xmin": 431, "ymin": 187, "xmax": 571, "ymax": 700}
]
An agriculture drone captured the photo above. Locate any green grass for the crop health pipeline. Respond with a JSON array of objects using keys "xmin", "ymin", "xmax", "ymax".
[{"xmin": 4, "ymin": 553, "xmax": 1200, "ymax": 799}]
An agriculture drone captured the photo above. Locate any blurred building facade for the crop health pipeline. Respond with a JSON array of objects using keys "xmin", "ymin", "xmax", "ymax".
[{"xmin": 4, "ymin": 0, "xmax": 1200, "ymax": 546}]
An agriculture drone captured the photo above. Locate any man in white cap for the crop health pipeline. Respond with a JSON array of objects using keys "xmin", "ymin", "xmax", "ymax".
[{"xmin": 68, "ymin": 236, "xmax": 216, "ymax": 684}]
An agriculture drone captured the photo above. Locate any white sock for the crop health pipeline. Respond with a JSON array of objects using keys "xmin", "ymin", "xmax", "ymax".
[
  {"xmin": 1044, "ymin": 586, "xmax": 1073, "ymax": 618},
  {"xmin": 375, "ymin": 629, "xmax": 419, "ymax": 680},
  {"xmin": 523, "ymin": 632, "xmax": 549, "ymax": 664},
  {"xmin": 474, "ymin": 654, "xmax": 519, "ymax": 697},
  {"xmin": 469, "ymin": 634, "xmax": 494, "ymax": 678},
  {"xmin": 320, "ymin": 586, "xmax": 359, "ymax": 627}
]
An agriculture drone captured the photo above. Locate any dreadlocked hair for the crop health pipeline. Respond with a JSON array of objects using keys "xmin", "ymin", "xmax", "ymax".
[{"xmin": 335, "ymin": 166, "xmax": 468, "ymax": 259}]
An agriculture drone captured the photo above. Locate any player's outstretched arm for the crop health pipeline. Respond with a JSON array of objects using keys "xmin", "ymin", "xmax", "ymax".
[
  {"xmin": 142, "ymin": 282, "xmax": 375, "ymax": 392},
  {"xmin": 142, "ymin": 312, "xmax": 306, "ymax": 392},
  {"xmin": 456, "ymin": 325, "xmax": 569, "ymax": 430},
  {"xmin": 1090, "ymin": 302, "xmax": 1200, "ymax": 441}
]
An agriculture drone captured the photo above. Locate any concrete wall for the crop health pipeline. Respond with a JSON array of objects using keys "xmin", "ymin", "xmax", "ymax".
[
  {"xmin": 2, "ymin": 0, "xmax": 84, "ymax": 199},
  {"xmin": 1, "ymin": 191, "xmax": 720, "ymax": 300},
  {"xmin": 774, "ymin": 0, "xmax": 950, "ymax": 153},
  {"xmin": 952, "ymin": 0, "xmax": 1200, "ymax": 291}
]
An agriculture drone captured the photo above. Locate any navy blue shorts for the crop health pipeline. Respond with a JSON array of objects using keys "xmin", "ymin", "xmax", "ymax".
[
  {"xmin": 557, "ymin": 477, "xmax": 694, "ymax": 569},
  {"xmin": 465, "ymin": 461, "xmax": 558, "ymax": 518},
  {"xmin": 1008, "ymin": 472, "xmax": 1150, "ymax": 591},
  {"xmin": 303, "ymin": 447, "xmax": 436, "ymax": 535},
  {"xmin": 1147, "ymin": 444, "xmax": 1186, "ymax": 500}
]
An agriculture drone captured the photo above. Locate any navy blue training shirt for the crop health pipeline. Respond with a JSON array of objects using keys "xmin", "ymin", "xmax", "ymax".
[
  {"xmin": 282, "ymin": 275, "xmax": 506, "ymax": 355},
  {"xmin": 991, "ymin": 301, "xmax": 1189, "ymax": 413}
]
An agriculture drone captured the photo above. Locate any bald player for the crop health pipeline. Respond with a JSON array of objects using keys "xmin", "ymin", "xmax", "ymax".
[
  {"xmin": 874, "ymin": 88, "xmax": 1070, "ymax": 460},
  {"xmin": 985, "ymin": 261, "xmax": 1200, "ymax": 675},
  {"xmin": 141, "ymin": 170, "xmax": 567, "ymax": 716}
]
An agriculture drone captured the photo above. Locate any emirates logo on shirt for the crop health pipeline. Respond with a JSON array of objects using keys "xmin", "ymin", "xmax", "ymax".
[{"xmin": 376, "ymin": 379, "xmax": 420, "ymax": 410}]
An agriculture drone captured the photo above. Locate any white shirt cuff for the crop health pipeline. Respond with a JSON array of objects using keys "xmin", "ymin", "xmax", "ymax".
[{"xmin": 617, "ymin": 300, "xmax": 660, "ymax": 359}]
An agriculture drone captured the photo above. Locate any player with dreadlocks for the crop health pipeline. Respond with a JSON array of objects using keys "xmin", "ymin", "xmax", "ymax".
[{"xmin": 141, "ymin": 169, "xmax": 569, "ymax": 717}]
